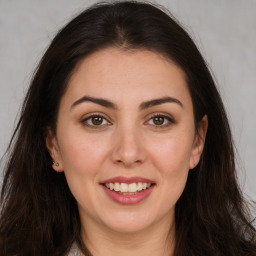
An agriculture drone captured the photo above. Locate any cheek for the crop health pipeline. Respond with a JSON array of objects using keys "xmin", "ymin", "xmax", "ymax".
[
  {"xmin": 149, "ymin": 134, "xmax": 193, "ymax": 174},
  {"xmin": 58, "ymin": 131, "xmax": 110, "ymax": 176},
  {"xmin": 150, "ymin": 136, "xmax": 192, "ymax": 205},
  {"xmin": 58, "ymin": 132, "xmax": 111, "ymax": 212}
]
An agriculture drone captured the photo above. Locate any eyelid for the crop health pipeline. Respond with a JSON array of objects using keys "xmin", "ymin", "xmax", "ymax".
[
  {"xmin": 80, "ymin": 111, "xmax": 176, "ymax": 129},
  {"xmin": 81, "ymin": 112, "xmax": 112, "ymax": 128},
  {"xmin": 145, "ymin": 112, "xmax": 176, "ymax": 128}
]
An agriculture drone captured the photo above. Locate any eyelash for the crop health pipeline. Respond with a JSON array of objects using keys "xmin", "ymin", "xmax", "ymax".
[
  {"xmin": 81, "ymin": 112, "xmax": 175, "ymax": 129},
  {"xmin": 81, "ymin": 113, "xmax": 111, "ymax": 129},
  {"xmin": 148, "ymin": 113, "xmax": 175, "ymax": 128}
]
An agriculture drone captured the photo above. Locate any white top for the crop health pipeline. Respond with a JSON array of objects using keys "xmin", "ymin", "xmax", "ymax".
[{"xmin": 67, "ymin": 244, "xmax": 83, "ymax": 256}]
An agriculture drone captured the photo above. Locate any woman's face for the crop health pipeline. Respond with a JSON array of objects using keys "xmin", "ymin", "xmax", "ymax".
[{"xmin": 47, "ymin": 48, "xmax": 207, "ymax": 234}]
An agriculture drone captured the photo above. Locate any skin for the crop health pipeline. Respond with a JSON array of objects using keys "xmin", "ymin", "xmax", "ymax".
[{"xmin": 46, "ymin": 48, "xmax": 208, "ymax": 256}]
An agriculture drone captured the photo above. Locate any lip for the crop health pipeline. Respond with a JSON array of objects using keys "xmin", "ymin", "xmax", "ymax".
[
  {"xmin": 101, "ymin": 176, "xmax": 155, "ymax": 184},
  {"xmin": 100, "ymin": 176, "xmax": 156, "ymax": 205},
  {"xmin": 102, "ymin": 185, "xmax": 155, "ymax": 205}
]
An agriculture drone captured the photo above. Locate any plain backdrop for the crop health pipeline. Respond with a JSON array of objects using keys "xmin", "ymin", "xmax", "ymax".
[{"xmin": 0, "ymin": 0, "xmax": 255, "ymax": 199}]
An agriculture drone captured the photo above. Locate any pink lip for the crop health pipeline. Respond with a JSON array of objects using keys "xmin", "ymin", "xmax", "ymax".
[
  {"xmin": 101, "ymin": 176, "xmax": 155, "ymax": 184},
  {"xmin": 102, "ymin": 185, "xmax": 155, "ymax": 205},
  {"xmin": 100, "ymin": 176, "xmax": 156, "ymax": 205}
]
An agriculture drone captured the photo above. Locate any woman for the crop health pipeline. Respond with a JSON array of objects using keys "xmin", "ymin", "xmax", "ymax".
[{"xmin": 0, "ymin": 1, "xmax": 255, "ymax": 255}]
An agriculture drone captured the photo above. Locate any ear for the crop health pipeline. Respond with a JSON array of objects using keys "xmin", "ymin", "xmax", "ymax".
[
  {"xmin": 45, "ymin": 128, "xmax": 64, "ymax": 172},
  {"xmin": 189, "ymin": 115, "xmax": 208, "ymax": 169}
]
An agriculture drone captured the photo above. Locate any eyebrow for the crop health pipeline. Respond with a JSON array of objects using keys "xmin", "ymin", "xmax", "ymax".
[
  {"xmin": 70, "ymin": 95, "xmax": 183, "ymax": 111},
  {"xmin": 139, "ymin": 96, "xmax": 183, "ymax": 110},
  {"xmin": 71, "ymin": 96, "xmax": 118, "ymax": 110}
]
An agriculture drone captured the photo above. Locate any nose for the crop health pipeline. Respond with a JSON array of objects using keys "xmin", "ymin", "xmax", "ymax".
[{"xmin": 110, "ymin": 124, "xmax": 147, "ymax": 168}]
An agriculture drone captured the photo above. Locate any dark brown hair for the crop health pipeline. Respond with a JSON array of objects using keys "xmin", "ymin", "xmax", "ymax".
[{"xmin": 1, "ymin": 1, "xmax": 255, "ymax": 255}]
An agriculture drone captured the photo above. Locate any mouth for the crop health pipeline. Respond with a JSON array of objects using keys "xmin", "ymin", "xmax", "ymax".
[
  {"xmin": 100, "ymin": 177, "xmax": 156, "ymax": 204},
  {"xmin": 103, "ymin": 182, "xmax": 154, "ymax": 195}
]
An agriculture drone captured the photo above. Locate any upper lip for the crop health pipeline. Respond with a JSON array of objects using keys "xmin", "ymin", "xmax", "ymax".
[{"xmin": 101, "ymin": 176, "xmax": 155, "ymax": 184}]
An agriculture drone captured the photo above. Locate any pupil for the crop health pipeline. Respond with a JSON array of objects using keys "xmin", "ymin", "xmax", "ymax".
[
  {"xmin": 154, "ymin": 116, "xmax": 164, "ymax": 125},
  {"xmin": 92, "ymin": 116, "xmax": 103, "ymax": 125}
]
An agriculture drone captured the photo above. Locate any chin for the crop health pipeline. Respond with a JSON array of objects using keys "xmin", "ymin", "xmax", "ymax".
[{"xmin": 100, "ymin": 210, "xmax": 156, "ymax": 234}]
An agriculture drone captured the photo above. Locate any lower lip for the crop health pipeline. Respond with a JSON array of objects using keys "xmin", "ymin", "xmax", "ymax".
[{"xmin": 102, "ymin": 185, "xmax": 155, "ymax": 205}]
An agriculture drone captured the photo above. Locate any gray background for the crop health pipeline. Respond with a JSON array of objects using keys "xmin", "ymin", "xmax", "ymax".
[{"xmin": 0, "ymin": 0, "xmax": 255, "ymax": 199}]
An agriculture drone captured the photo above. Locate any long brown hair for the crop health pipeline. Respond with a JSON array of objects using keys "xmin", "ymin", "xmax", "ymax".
[{"xmin": 1, "ymin": 1, "xmax": 255, "ymax": 255}]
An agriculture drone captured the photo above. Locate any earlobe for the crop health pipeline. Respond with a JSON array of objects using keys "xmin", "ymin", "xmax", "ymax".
[
  {"xmin": 45, "ymin": 128, "xmax": 64, "ymax": 172},
  {"xmin": 189, "ymin": 115, "xmax": 208, "ymax": 169}
]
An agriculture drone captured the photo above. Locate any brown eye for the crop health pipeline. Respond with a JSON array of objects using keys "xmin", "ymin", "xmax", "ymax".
[
  {"xmin": 153, "ymin": 116, "xmax": 165, "ymax": 125},
  {"xmin": 91, "ymin": 116, "xmax": 104, "ymax": 125},
  {"xmin": 147, "ymin": 114, "xmax": 175, "ymax": 128},
  {"xmin": 82, "ymin": 115, "xmax": 111, "ymax": 128}
]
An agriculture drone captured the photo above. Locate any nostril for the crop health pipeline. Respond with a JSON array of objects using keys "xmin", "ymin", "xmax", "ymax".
[{"xmin": 114, "ymin": 159, "xmax": 143, "ymax": 168}]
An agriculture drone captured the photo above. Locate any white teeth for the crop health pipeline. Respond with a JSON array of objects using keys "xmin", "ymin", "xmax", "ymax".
[
  {"xmin": 109, "ymin": 183, "xmax": 114, "ymax": 190},
  {"xmin": 120, "ymin": 183, "xmax": 128, "ymax": 192},
  {"xmin": 128, "ymin": 183, "xmax": 137, "ymax": 193},
  {"xmin": 137, "ymin": 182, "xmax": 143, "ymax": 191},
  {"xmin": 114, "ymin": 182, "xmax": 120, "ymax": 192},
  {"xmin": 104, "ymin": 182, "xmax": 152, "ymax": 193}
]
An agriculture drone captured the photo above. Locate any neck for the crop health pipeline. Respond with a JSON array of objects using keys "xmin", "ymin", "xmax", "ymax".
[{"xmin": 80, "ymin": 213, "xmax": 175, "ymax": 256}]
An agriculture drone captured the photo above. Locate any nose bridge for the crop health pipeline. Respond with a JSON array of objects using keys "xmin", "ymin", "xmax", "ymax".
[{"xmin": 111, "ymin": 119, "xmax": 146, "ymax": 167}]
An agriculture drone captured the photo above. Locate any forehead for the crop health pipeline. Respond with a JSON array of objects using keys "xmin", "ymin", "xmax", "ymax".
[{"xmin": 62, "ymin": 47, "xmax": 192, "ymax": 109}]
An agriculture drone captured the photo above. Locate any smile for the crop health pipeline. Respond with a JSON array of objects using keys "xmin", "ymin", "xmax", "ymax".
[
  {"xmin": 104, "ymin": 182, "xmax": 152, "ymax": 194},
  {"xmin": 101, "ymin": 177, "xmax": 155, "ymax": 205}
]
